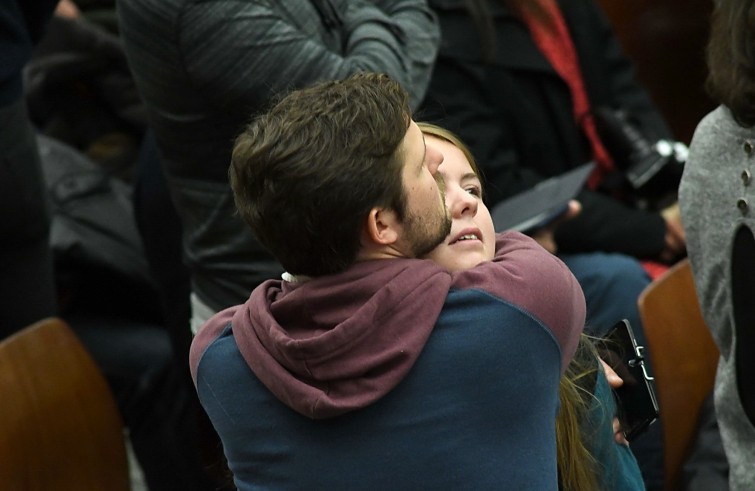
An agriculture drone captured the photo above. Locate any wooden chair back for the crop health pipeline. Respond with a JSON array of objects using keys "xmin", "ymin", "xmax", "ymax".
[
  {"xmin": 638, "ymin": 259, "xmax": 720, "ymax": 491},
  {"xmin": 0, "ymin": 317, "xmax": 130, "ymax": 490}
]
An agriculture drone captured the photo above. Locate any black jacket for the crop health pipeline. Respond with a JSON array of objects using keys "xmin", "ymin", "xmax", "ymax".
[
  {"xmin": 1, "ymin": 0, "xmax": 58, "ymax": 105},
  {"xmin": 420, "ymin": 0, "xmax": 672, "ymax": 258}
]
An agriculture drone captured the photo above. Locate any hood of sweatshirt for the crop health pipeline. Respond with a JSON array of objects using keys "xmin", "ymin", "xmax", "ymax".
[{"xmin": 209, "ymin": 258, "xmax": 453, "ymax": 419}]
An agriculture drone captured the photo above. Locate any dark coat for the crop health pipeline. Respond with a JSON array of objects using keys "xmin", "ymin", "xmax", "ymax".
[
  {"xmin": 420, "ymin": 0, "xmax": 673, "ymax": 258},
  {"xmin": 0, "ymin": 0, "xmax": 58, "ymax": 105}
]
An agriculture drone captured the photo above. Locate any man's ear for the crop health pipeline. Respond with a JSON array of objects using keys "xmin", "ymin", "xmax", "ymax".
[{"xmin": 363, "ymin": 207, "xmax": 400, "ymax": 246}]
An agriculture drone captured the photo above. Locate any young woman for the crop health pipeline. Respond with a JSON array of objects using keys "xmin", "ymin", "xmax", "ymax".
[{"xmin": 419, "ymin": 122, "xmax": 645, "ymax": 491}]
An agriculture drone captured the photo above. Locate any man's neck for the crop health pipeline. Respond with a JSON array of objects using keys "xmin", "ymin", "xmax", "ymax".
[{"xmin": 356, "ymin": 244, "xmax": 411, "ymax": 262}]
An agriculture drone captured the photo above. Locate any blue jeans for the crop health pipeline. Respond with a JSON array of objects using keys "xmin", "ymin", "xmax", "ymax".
[{"xmin": 560, "ymin": 252, "xmax": 649, "ymax": 338}]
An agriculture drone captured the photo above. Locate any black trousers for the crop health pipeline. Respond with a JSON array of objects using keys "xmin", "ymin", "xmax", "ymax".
[
  {"xmin": 131, "ymin": 129, "xmax": 233, "ymax": 490},
  {"xmin": 0, "ymin": 98, "xmax": 57, "ymax": 338}
]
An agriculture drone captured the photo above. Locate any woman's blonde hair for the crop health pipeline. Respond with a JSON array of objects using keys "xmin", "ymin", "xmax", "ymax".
[
  {"xmin": 419, "ymin": 121, "xmax": 600, "ymax": 491},
  {"xmin": 417, "ymin": 122, "xmax": 484, "ymax": 190}
]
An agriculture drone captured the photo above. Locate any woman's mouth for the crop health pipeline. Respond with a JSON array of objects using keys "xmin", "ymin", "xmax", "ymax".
[{"xmin": 449, "ymin": 228, "xmax": 483, "ymax": 245}]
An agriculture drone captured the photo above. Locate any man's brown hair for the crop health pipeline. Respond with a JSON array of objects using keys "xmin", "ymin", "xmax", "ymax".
[{"xmin": 230, "ymin": 72, "xmax": 411, "ymax": 276}]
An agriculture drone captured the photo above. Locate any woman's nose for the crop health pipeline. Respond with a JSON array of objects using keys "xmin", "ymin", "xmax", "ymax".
[{"xmin": 448, "ymin": 187, "xmax": 478, "ymax": 217}]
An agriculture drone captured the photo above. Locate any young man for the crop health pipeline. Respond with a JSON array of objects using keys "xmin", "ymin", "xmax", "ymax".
[{"xmin": 190, "ymin": 72, "xmax": 585, "ymax": 490}]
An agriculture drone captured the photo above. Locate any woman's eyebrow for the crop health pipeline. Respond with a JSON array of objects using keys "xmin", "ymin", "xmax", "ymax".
[{"xmin": 460, "ymin": 172, "xmax": 480, "ymax": 182}]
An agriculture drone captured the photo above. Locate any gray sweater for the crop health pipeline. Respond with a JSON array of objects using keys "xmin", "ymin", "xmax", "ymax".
[
  {"xmin": 117, "ymin": 0, "xmax": 440, "ymax": 310},
  {"xmin": 679, "ymin": 105, "xmax": 755, "ymax": 490}
]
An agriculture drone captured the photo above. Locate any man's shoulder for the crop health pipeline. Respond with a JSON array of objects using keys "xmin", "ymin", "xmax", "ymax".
[
  {"xmin": 440, "ymin": 287, "xmax": 560, "ymax": 340},
  {"xmin": 432, "ymin": 288, "xmax": 566, "ymax": 389},
  {"xmin": 189, "ymin": 306, "xmax": 239, "ymax": 384}
]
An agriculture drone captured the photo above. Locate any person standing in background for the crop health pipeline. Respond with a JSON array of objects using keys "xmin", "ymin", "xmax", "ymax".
[
  {"xmin": 0, "ymin": 0, "xmax": 58, "ymax": 338},
  {"xmin": 116, "ymin": 0, "xmax": 440, "ymax": 333},
  {"xmin": 680, "ymin": 0, "xmax": 755, "ymax": 488}
]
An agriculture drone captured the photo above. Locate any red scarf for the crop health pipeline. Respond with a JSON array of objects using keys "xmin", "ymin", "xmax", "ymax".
[{"xmin": 516, "ymin": 0, "xmax": 614, "ymax": 189}]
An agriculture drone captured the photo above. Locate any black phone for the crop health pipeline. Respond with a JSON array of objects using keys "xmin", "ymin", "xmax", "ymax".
[{"xmin": 600, "ymin": 319, "xmax": 660, "ymax": 441}]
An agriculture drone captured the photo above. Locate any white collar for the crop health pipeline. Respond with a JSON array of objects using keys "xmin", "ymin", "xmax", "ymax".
[{"xmin": 281, "ymin": 271, "xmax": 312, "ymax": 283}]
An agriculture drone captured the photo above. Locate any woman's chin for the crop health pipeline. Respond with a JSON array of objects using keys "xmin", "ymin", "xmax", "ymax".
[{"xmin": 446, "ymin": 252, "xmax": 488, "ymax": 272}]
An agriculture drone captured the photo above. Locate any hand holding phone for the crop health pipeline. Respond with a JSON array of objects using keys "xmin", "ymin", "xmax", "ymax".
[
  {"xmin": 598, "ymin": 358, "xmax": 630, "ymax": 445},
  {"xmin": 599, "ymin": 319, "xmax": 660, "ymax": 441}
]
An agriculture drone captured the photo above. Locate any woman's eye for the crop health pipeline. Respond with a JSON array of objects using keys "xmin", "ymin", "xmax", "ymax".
[{"xmin": 465, "ymin": 186, "xmax": 482, "ymax": 198}]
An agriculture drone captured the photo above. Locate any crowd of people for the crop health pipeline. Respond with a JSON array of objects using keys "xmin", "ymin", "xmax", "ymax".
[{"xmin": 1, "ymin": 0, "xmax": 751, "ymax": 490}]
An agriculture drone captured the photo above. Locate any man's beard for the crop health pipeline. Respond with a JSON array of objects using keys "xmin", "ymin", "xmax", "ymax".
[{"xmin": 402, "ymin": 177, "xmax": 452, "ymax": 258}]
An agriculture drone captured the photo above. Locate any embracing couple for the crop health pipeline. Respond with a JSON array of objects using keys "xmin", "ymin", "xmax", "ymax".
[{"xmin": 190, "ymin": 72, "xmax": 644, "ymax": 490}]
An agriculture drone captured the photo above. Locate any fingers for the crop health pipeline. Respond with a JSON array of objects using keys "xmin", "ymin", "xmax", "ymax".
[
  {"xmin": 665, "ymin": 232, "xmax": 684, "ymax": 253},
  {"xmin": 564, "ymin": 199, "xmax": 582, "ymax": 220},
  {"xmin": 601, "ymin": 358, "xmax": 630, "ymax": 445},
  {"xmin": 55, "ymin": 0, "xmax": 81, "ymax": 18},
  {"xmin": 600, "ymin": 358, "xmax": 624, "ymax": 388},
  {"xmin": 661, "ymin": 202, "xmax": 686, "ymax": 250},
  {"xmin": 529, "ymin": 200, "xmax": 582, "ymax": 255},
  {"xmin": 613, "ymin": 417, "xmax": 629, "ymax": 445},
  {"xmin": 659, "ymin": 202, "xmax": 686, "ymax": 262},
  {"xmin": 660, "ymin": 226, "xmax": 685, "ymax": 262},
  {"xmin": 665, "ymin": 215, "xmax": 686, "ymax": 247},
  {"xmin": 660, "ymin": 202, "xmax": 680, "ymax": 222},
  {"xmin": 531, "ymin": 229, "xmax": 558, "ymax": 254},
  {"xmin": 548, "ymin": 199, "xmax": 582, "ymax": 227},
  {"xmin": 602, "ymin": 359, "xmax": 629, "ymax": 445}
]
